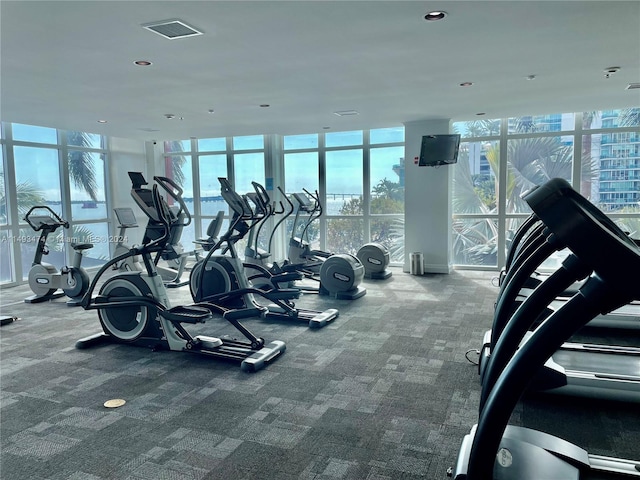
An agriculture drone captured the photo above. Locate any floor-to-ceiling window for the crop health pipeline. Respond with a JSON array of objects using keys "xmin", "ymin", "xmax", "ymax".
[
  {"xmin": 162, "ymin": 135, "xmax": 267, "ymax": 257},
  {"xmin": 282, "ymin": 127, "xmax": 405, "ymax": 262},
  {"xmin": 0, "ymin": 123, "xmax": 110, "ymax": 285},
  {"xmin": 160, "ymin": 128, "xmax": 405, "ymax": 265},
  {"xmin": 452, "ymin": 108, "xmax": 640, "ymax": 270}
]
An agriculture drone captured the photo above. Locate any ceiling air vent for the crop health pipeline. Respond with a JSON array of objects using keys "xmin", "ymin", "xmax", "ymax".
[
  {"xmin": 626, "ymin": 83, "xmax": 640, "ymax": 90},
  {"xmin": 142, "ymin": 19, "xmax": 203, "ymax": 40}
]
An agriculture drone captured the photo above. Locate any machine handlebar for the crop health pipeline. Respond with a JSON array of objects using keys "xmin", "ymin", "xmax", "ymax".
[
  {"xmin": 24, "ymin": 206, "xmax": 69, "ymax": 231},
  {"xmin": 153, "ymin": 175, "xmax": 192, "ymax": 227}
]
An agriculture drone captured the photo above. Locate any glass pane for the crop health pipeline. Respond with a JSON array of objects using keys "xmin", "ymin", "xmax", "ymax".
[
  {"xmin": 583, "ymin": 131, "xmax": 640, "ymax": 211},
  {"xmin": 12, "ymin": 123, "xmax": 57, "ymax": 144},
  {"xmin": 326, "ymin": 149, "xmax": 363, "ymax": 215},
  {"xmin": 284, "ymin": 152, "xmax": 319, "ymax": 193},
  {"xmin": 370, "ymin": 146, "xmax": 404, "ymax": 214},
  {"xmin": 68, "ymin": 151, "xmax": 107, "ymax": 220},
  {"xmin": 508, "ymin": 113, "xmax": 574, "ymax": 134},
  {"xmin": 453, "ymin": 119, "xmax": 500, "ymax": 138},
  {"xmin": 370, "ymin": 215, "xmax": 404, "ymax": 263},
  {"xmin": 67, "ymin": 131, "xmax": 103, "ymax": 149},
  {"xmin": 199, "ymin": 154, "xmax": 229, "ymax": 216},
  {"xmin": 69, "ymin": 222, "xmax": 109, "ymax": 267},
  {"xmin": 284, "ymin": 134, "xmax": 318, "ymax": 150},
  {"xmin": 164, "ymin": 155, "xmax": 194, "ymax": 215},
  {"xmin": 0, "ymin": 149, "xmax": 7, "ymax": 225},
  {"xmin": 164, "ymin": 140, "xmax": 191, "ymax": 152},
  {"xmin": 325, "ymin": 130, "xmax": 363, "ymax": 148},
  {"xmin": 233, "ymin": 135, "xmax": 263, "ymax": 151},
  {"xmin": 584, "ymin": 109, "xmax": 640, "ymax": 129},
  {"xmin": 615, "ymin": 217, "xmax": 640, "ymax": 238},
  {"xmin": 0, "ymin": 230, "xmax": 14, "ymax": 283},
  {"xmin": 176, "ymin": 223, "xmax": 196, "ymax": 255},
  {"xmin": 452, "ymin": 217, "xmax": 498, "ymax": 267},
  {"xmin": 326, "ymin": 218, "xmax": 363, "ymax": 255},
  {"xmin": 370, "ymin": 127, "xmax": 404, "ymax": 144},
  {"xmin": 198, "ymin": 137, "xmax": 226, "ymax": 152},
  {"xmin": 234, "ymin": 152, "xmax": 264, "ymax": 194},
  {"xmin": 506, "ymin": 136, "xmax": 573, "ymax": 214},
  {"xmin": 13, "ymin": 146, "xmax": 61, "ymax": 218},
  {"xmin": 453, "ymin": 140, "xmax": 499, "ymax": 214}
]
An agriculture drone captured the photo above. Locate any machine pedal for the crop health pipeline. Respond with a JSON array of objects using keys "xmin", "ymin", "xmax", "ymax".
[
  {"xmin": 162, "ymin": 305, "xmax": 212, "ymax": 323},
  {"xmin": 241, "ymin": 340, "xmax": 286, "ymax": 372},
  {"xmin": 308, "ymin": 308, "xmax": 339, "ymax": 328},
  {"xmin": 192, "ymin": 335, "xmax": 224, "ymax": 349}
]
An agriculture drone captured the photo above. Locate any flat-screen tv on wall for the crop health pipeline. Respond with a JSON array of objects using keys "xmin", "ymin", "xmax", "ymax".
[{"xmin": 419, "ymin": 134, "xmax": 461, "ymax": 167}]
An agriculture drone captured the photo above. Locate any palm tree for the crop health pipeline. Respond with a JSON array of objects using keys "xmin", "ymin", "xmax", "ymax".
[
  {"xmin": 67, "ymin": 131, "xmax": 99, "ymax": 202},
  {"xmin": 0, "ymin": 175, "xmax": 46, "ymax": 222},
  {"xmin": 453, "ymin": 116, "xmax": 599, "ymax": 265},
  {"xmin": 619, "ymin": 107, "xmax": 640, "ymax": 127},
  {"xmin": 164, "ymin": 141, "xmax": 187, "ymax": 186}
]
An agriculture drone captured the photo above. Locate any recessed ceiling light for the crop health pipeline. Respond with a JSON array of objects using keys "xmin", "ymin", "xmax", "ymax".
[
  {"xmin": 424, "ymin": 11, "xmax": 447, "ymax": 21},
  {"xmin": 259, "ymin": 104, "xmax": 270, "ymax": 108},
  {"xmin": 459, "ymin": 82, "xmax": 473, "ymax": 87},
  {"xmin": 97, "ymin": 119, "xmax": 108, "ymax": 123},
  {"xmin": 164, "ymin": 113, "xmax": 175, "ymax": 119},
  {"xmin": 526, "ymin": 74, "xmax": 536, "ymax": 80},
  {"xmin": 475, "ymin": 112, "xmax": 486, "ymax": 116},
  {"xmin": 134, "ymin": 60, "xmax": 153, "ymax": 66},
  {"xmin": 208, "ymin": 109, "xmax": 215, "ymax": 114},
  {"xmin": 323, "ymin": 126, "xmax": 331, "ymax": 130}
]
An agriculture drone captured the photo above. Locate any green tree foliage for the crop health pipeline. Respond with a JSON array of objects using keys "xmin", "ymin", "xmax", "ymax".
[
  {"xmin": 67, "ymin": 131, "xmax": 99, "ymax": 202},
  {"xmin": 453, "ymin": 115, "xmax": 603, "ymax": 265},
  {"xmin": 326, "ymin": 179, "xmax": 404, "ymax": 255}
]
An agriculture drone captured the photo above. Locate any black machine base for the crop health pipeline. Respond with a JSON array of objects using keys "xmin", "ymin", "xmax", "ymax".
[
  {"xmin": 0, "ymin": 315, "xmax": 18, "ymax": 326},
  {"xmin": 365, "ymin": 270, "xmax": 392, "ymax": 280},
  {"xmin": 319, "ymin": 284, "xmax": 367, "ymax": 300}
]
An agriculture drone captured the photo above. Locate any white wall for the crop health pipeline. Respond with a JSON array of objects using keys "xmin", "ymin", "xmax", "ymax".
[
  {"xmin": 106, "ymin": 136, "xmax": 149, "ymax": 248},
  {"xmin": 403, "ymin": 119, "xmax": 453, "ymax": 274}
]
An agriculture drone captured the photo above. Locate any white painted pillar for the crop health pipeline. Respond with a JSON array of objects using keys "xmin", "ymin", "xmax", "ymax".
[{"xmin": 403, "ymin": 119, "xmax": 453, "ymax": 274}]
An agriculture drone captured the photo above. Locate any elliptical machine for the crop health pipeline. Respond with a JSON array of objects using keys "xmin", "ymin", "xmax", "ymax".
[
  {"xmin": 111, "ymin": 172, "xmax": 198, "ymax": 288},
  {"xmin": 76, "ymin": 174, "xmax": 285, "ymax": 372},
  {"xmin": 288, "ymin": 188, "xmax": 366, "ymax": 300},
  {"xmin": 288, "ymin": 189, "xmax": 331, "ymax": 271},
  {"xmin": 24, "ymin": 206, "xmax": 93, "ymax": 306},
  {"xmin": 190, "ymin": 178, "xmax": 340, "ymax": 328},
  {"xmin": 356, "ymin": 243, "xmax": 392, "ymax": 280}
]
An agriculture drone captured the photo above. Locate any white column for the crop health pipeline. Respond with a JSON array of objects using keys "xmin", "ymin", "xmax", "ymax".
[
  {"xmin": 403, "ymin": 119, "xmax": 453, "ymax": 274},
  {"xmin": 106, "ymin": 136, "xmax": 149, "ymax": 248}
]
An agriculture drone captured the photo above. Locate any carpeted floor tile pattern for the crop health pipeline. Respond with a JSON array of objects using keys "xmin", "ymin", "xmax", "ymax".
[{"xmin": 1, "ymin": 269, "xmax": 638, "ymax": 479}]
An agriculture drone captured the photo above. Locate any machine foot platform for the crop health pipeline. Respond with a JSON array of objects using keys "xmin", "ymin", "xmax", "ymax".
[{"xmin": 241, "ymin": 340, "xmax": 286, "ymax": 372}]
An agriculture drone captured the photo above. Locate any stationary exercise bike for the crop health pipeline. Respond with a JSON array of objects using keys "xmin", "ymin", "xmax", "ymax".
[
  {"xmin": 76, "ymin": 174, "xmax": 285, "ymax": 372},
  {"xmin": 24, "ymin": 206, "xmax": 93, "ymax": 306}
]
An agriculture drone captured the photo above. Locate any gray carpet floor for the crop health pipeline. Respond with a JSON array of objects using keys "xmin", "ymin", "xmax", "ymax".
[{"xmin": 1, "ymin": 268, "xmax": 638, "ymax": 479}]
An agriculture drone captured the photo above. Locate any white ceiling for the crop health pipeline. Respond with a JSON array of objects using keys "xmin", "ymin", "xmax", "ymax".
[{"xmin": 1, "ymin": 1, "xmax": 639, "ymax": 142}]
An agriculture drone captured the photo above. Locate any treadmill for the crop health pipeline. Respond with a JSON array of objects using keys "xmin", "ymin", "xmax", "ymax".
[
  {"xmin": 452, "ymin": 178, "xmax": 640, "ymax": 479},
  {"xmin": 478, "ymin": 208, "xmax": 640, "ymax": 401},
  {"xmin": 502, "ymin": 213, "xmax": 640, "ymax": 330}
]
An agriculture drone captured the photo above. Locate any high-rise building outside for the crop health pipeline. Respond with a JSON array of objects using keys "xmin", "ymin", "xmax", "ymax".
[{"xmin": 597, "ymin": 110, "xmax": 640, "ymax": 211}]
